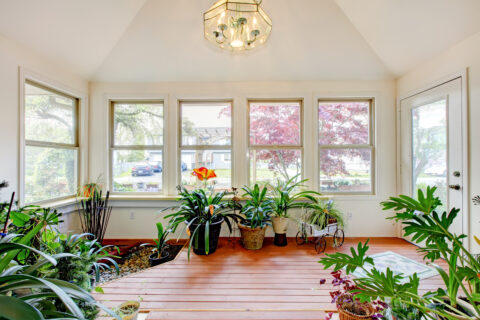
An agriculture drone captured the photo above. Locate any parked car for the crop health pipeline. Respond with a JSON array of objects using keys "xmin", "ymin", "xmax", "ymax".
[
  {"xmin": 181, "ymin": 162, "xmax": 188, "ymax": 172},
  {"xmin": 132, "ymin": 164, "xmax": 154, "ymax": 176},
  {"xmin": 150, "ymin": 161, "xmax": 163, "ymax": 173}
]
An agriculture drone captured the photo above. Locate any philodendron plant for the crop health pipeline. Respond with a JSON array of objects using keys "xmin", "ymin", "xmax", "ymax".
[{"xmin": 320, "ymin": 187, "xmax": 480, "ymax": 320}]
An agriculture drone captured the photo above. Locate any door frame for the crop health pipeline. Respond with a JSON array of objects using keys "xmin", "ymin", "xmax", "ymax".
[{"xmin": 396, "ymin": 69, "xmax": 470, "ymax": 249}]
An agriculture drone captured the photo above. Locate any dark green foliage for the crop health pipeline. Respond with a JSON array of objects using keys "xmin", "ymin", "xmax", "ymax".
[
  {"xmin": 163, "ymin": 186, "xmax": 242, "ymax": 258},
  {"xmin": 269, "ymin": 175, "xmax": 321, "ymax": 218},
  {"xmin": 240, "ymin": 184, "xmax": 272, "ymax": 229}
]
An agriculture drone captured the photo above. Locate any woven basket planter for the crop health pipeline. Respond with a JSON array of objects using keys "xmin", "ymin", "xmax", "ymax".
[
  {"xmin": 337, "ymin": 294, "xmax": 375, "ymax": 320},
  {"xmin": 238, "ymin": 224, "xmax": 266, "ymax": 250}
]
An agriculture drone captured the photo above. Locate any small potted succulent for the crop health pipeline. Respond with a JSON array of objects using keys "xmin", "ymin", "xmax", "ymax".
[
  {"xmin": 238, "ymin": 184, "xmax": 272, "ymax": 250},
  {"xmin": 269, "ymin": 175, "xmax": 320, "ymax": 246},
  {"xmin": 115, "ymin": 301, "xmax": 140, "ymax": 320},
  {"xmin": 321, "ymin": 270, "xmax": 383, "ymax": 320},
  {"xmin": 146, "ymin": 222, "xmax": 171, "ymax": 267}
]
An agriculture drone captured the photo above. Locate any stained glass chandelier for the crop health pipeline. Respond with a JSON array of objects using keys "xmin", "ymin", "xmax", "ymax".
[{"xmin": 203, "ymin": 0, "xmax": 272, "ymax": 51}]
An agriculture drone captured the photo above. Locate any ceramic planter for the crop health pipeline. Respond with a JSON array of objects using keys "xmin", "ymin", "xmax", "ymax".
[
  {"xmin": 238, "ymin": 223, "xmax": 266, "ymax": 250},
  {"xmin": 272, "ymin": 217, "xmax": 289, "ymax": 246},
  {"xmin": 187, "ymin": 217, "xmax": 223, "ymax": 255},
  {"xmin": 116, "ymin": 301, "xmax": 140, "ymax": 320}
]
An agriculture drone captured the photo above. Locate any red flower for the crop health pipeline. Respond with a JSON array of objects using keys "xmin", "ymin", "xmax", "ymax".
[{"xmin": 192, "ymin": 167, "xmax": 217, "ymax": 181}]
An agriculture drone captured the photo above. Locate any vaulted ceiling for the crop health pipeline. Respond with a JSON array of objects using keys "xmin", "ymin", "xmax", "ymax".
[{"xmin": 0, "ymin": 0, "xmax": 479, "ymax": 82}]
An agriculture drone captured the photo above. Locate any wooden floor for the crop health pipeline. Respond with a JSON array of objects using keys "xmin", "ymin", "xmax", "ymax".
[{"xmin": 95, "ymin": 237, "xmax": 447, "ymax": 320}]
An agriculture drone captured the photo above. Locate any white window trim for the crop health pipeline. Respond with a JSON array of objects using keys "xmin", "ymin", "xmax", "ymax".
[
  {"xmin": 315, "ymin": 92, "xmax": 379, "ymax": 200},
  {"xmin": 247, "ymin": 99, "xmax": 305, "ymax": 186},
  {"xmin": 178, "ymin": 99, "xmax": 234, "ymax": 190},
  {"xmin": 107, "ymin": 97, "xmax": 167, "ymax": 196},
  {"xmin": 19, "ymin": 67, "xmax": 88, "ymax": 206}
]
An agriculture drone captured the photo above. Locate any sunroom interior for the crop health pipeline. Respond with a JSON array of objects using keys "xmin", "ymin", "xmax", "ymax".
[{"xmin": 0, "ymin": 0, "xmax": 479, "ymax": 319}]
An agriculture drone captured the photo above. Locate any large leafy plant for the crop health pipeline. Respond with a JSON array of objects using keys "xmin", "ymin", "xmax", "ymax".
[
  {"xmin": 0, "ymin": 233, "xmax": 119, "ymax": 320},
  {"xmin": 319, "ymin": 187, "xmax": 480, "ymax": 320},
  {"xmin": 269, "ymin": 175, "xmax": 320, "ymax": 218},
  {"xmin": 240, "ymin": 184, "xmax": 273, "ymax": 229},
  {"xmin": 381, "ymin": 187, "xmax": 480, "ymax": 318},
  {"xmin": 163, "ymin": 186, "xmax": 242, "ymax": 257}
]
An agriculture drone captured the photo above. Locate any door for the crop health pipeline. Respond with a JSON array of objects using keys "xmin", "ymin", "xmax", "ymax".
[{"xmin": 400, "ymin": 78, "xmax": 464, "ymax": 238}]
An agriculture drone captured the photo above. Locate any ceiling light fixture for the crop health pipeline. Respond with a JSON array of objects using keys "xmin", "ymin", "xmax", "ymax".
[{"xmin": 204, "ymin": 0, "xmax": 272, "ymax": 52}]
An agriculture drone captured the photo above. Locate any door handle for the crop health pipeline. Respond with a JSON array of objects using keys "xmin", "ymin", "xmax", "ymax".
[{"xmin": 449, "ymin": 184, "xmax": 461, "ymax": 190}]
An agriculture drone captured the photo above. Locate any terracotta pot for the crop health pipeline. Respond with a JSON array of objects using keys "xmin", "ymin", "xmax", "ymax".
[
  {"xmin": 272, "ymin": 217, "xmax": 289, "ymax": 234},
  {"xmin": 238, "ymin": 223, "xmax": 266, "ymax": 250},
  {"xmin": 116, "ymin": 301, "xmax": 140, "ymax": 320}
]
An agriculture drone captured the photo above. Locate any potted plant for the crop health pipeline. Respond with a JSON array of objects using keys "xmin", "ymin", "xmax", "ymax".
[
  {"xmin": 115, "ymin": 301, "xmax": 140, "ymax": 320},
  {"xmin": 269, "ymin": 175, "xmax": 320, "ymax": 246},
  {"xmin": 319, "ymin": 187, "xmax": 480, "ymax": 320},
  {"xmin": 238, "ymin": 184, "xmax": 272, "ymax": 250},
  {"xmin": 163, "ymin": 170, "xmax": 242, "ymax": 259},
  {"xmin": 321, "ymin": 270, "xmax": 381, "ymax": 320},
  {"xmin": 146, "ymin": 222, "xmax": 171, "ymax": 266},
  {"xmin": 307, "ymin": 199, "xmax": 345, "ymax": 228}
]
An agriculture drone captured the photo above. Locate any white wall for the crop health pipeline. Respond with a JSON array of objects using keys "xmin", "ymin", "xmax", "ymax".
[
  {"xmin": 89, "ymin": 80, "xmax": 398, "ymax": 239},
  {"xmin": 0, "ymin": 34, "xmax": 88, "ymax": 232},
  {"xmin": 397, "ymin": 31, "xmax": 480, "ymax": 253}
]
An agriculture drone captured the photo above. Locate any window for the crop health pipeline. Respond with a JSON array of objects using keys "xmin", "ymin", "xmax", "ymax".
[
  {"xmin": 248, "ymin": 100, "xmax": 303, "ymax": 185},
  {"xmin": 179, "ymin": 101, "xmax": 232, "ymax": 190},
  {"xmin": 318, "ymin": 99, "xmax": 374, "ymax": 194},
  {"xmin": 111, "ymin": 101, "xmax": 164, "ymax": 193},
  {"xmin": 24, "ymin": 81, "xmax": 79, "ymax": 203}
]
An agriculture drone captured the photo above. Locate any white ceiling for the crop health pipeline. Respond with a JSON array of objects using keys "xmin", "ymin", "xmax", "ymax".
[
  {"xmin": 0, "ymin": 0, "xmax": 479, "ymax": 82},
  {"xmin": 335, "ymin": 0, "xmax": 480, "ymax": 76}
]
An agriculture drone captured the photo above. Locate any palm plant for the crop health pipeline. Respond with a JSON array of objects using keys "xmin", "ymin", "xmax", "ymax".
[
  {"xmin": 0, "ymin": 233, "xmax": 119, "ymax": 320},
  {"xmin": 240, "ymin": 184, "xmax": 273, "ymax": 229},
  {"xmin": 269, "ymin": 175, "xmax": 320, "ymax": 218},
  {"xmin": 163, "ymin": 186, "xmax": 242, "ymax": 258}
]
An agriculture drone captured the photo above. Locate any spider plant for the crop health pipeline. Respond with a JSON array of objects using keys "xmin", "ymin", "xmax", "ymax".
[
  {"xmin": 307, "ymin": 199, "xmax": 345, "ymax": 228},
  {"xmin": 162, "ymin": 186, "xmax": 242, "ymax": 258},
  {"xmin": 269, "ymin": 175, "xmax": 321, "ymax": 218},
  {"xmin": 240, "ymin": 184, "xmax": 273, "ymax": 229}
]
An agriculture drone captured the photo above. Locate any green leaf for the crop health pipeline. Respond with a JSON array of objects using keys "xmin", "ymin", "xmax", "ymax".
[
  {"xmin": 0, "ymin": 295, "xmax": 44, "ymax": 320},
  {"xmin": 95, "ymin": 286, "xmax": 105, "ymax": 294}
]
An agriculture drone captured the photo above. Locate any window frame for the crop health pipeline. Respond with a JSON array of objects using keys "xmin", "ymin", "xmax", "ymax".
[
  {"xmin": 22, "ymin": 80, "xmax": 80, "ymax": 204},
  {"xmin": 247, "ymin": 99, "xmax": 305, "ymax": 185},
  {"xmin": 317, "ymin": 98, "xmax": 376, "ymax": 195},
  {"xmin": 178, "ymin": 99, "xmax": 234, "ymax": 189},
  {"xmin": 109, "ymin": 100, "xmax": 165, "ymax": 195}
]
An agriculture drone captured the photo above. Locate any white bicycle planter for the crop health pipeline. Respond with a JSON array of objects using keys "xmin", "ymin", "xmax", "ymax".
[{"xmin": 296, "ymin": 221, "xmax": 344, "ymax": 253}]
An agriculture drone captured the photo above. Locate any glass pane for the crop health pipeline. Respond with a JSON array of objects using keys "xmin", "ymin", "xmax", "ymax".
[
  {"xmin": 113, "ymin": 103, "xmax": 163, "ymax": 146},
  {"xmin": 249, "ymin": 102, "xmax": 301, "ymax": 146},
  {"xmin": 412, "ymin": 100, "xmax": 447, "ymax": 205},
  {"xmin": 25, "ymin": 146, "xmax": 77, "ymax": 203},
  {"xmin": 25, "ymin": 83, "xmax": 76, "ymax": 144},
  {"xmin": 181, "ymin": 102, "xmax": 231, "ymax": 146},
  {"xmin": 319, "ymin": 101, "xmax": 370, "ymax": 145},
  {"xmin": 181, "ymin": 150, "xmax": 231, "ymax": 190},
  {"xmin": 250, "ymin": 149, "xmax": 302, "ymax": 185},
  {"xmin": 112, "ymin": 150, "xmax": 163, "ymax": 193},
  {"xmin": 320, "ymin": 148, "xmax": 372, "ymax": 193}
]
